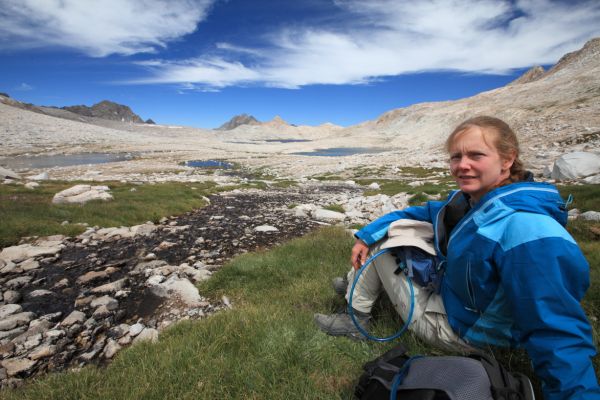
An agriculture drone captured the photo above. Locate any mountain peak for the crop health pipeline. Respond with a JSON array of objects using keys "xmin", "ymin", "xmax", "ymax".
[
  {"xmin": 265, "ymin": 115, "xmax": 289, "ymax": 126},
  {"xmin": 217, "ymin": 114, "xmax": 260, "ymax": 130},
  {"xmin": 508, "ymin": 66, "xmax": 545, "ymax": 85}
]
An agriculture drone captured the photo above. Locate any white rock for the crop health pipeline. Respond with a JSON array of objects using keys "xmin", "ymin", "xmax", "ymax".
[
  {"xmin": 103, "ymin": 339, "xmax": 121, "ymax": 359},
  {"xmin": 254, "ymin": 225, "xmax": 279, "ymax": 232},
  {"xmin": 52, "ymin": 184, "xmax": 113, "ymax": 204},
  {"xmin": 314, "ymin": 208, "xmax": 346, "ymax": 222},
  {"xmin": 583, "ymin": 174, "xmax": 600, "ymax": 184},
  {"xmin": 551, "ymin": 152, "xmax": 600, "ymax": 180},
  {"xmin": 90, "ymin": 295, "xmax": 118, "ymax": 309},
  {"xmin": 28, "ymin": 171, "xmax": 49, "ymax": 180},
  {"xmin": 3, "ymin": 290, "xmax": 21, "ymax": 304},
  {"xmin": 580, "ymin": 211, "xmax": 600, "ymax": 221},
  {"xmin": 146, "ymin": 275, "xmax": 166, "ymax": 286},
  {"xmin": 0, "ymin": 304, "xmax": 22, "ymax": 319},
  {"xmin": 92, "ymin": 305, "xmax": 112, "ymax": 319},
  {"xmin": 368, "ymin": 182, "xmax": 380, "ymax": 189},
  {"xmin": 29, "ymin": 344, "xmax": 57, "ymax": 360},
  {"xmin": 0, "ymin": 167, "xmax": 20, "ymax": 180},
  {"xmin": 133, "ymin": 328, "xmax": 159, "ymax": 344},
  {"xmin": 5, "ymin": 276, "xmax": 32, "ymax": 289},
  {"xmin": 1, "ymin": 358, "xmax": 37, "ymax": 376},
  {"xmin": 0, "ymin": 312, "xmax": 35, "ymax": 330},
  {"xmin": 0, "ymin": 243, "xmax": 64, "ymax": 263},
  {"xmin": 154, "ymin": 276, "xmax": 202, "ymax": 306},
  {"xmin": 61, "ymin": 310, "xmax": 86, "ymax": 327},
  {"xmin": 27, "ymin": 289, "xmax": 53, "ymax": 298},
  {"xmin": 91, "ymin": 278, "xmax": 128, "ymax": 294},
  {"xmin": 129, "ymin": 322, "xmax": 145, "ymax": 337},
  {"xmin": 294, "ymin": 207, "xmax": 308, "ymax": 218},
  {"xmin": 130, "ymin": 223, "xmax": 157, "ymax": 237},
  {"xmin": 24, "ymin": 182, "xmax": 39, "ymax": 189},
  {"xmin": 20, "ymin": 258, "xmax": 40, "ymax": 271},
  {"xmin": 44, "ymin": 329, "xmax": 66, "ymax": 340}
]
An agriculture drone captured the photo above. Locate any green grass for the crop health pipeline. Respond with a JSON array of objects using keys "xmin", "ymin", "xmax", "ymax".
[
  {"xmin": 558, "ymin": 184, "xmax": 600, "ymax": 212},
  {"xmin": 358, "ymin": 178, "xmax": 455, "ymax": 199},
  {"xmin": 0, "ymin": 181, "xmax": 218, "ymax": 247},
  {"xmin": 323, "ymin": 204, "xmax": 345, "ymax": 213}
]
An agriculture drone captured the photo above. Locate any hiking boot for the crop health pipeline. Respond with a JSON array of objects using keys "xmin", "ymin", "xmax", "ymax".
[
  {"xmin": 314, "ymin": 309, "xmax": 371, "ymax": 340},
  {"xmin": 332, "ymin": 276, "xmax": 348, "ymax": 296}
]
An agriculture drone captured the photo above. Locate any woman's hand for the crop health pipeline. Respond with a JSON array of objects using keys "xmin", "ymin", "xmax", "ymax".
[{"xmin": 350, "ymin": 239, "xmax": 369, "ymax": 270}]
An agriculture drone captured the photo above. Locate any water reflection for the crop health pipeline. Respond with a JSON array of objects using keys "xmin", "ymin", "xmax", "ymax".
[
  {"xmin": 292, "ymin": 147, "xmax": 385, "ymax": 157},
  {"xmin": 0, "ymin": 152, "xmax": 135, "ymax": 170},
  {"xmin": 185, "ymin": 160, "xmax": 234, "ymax": 169}
]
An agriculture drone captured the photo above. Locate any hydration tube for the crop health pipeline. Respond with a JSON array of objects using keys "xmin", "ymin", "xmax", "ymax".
[{"xmin": 348, "ymin": 248, "xmax": 415, "ymax": 342}]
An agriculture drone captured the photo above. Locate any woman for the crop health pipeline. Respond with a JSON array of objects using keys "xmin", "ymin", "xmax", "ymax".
[{"xmin": 316, "ymin": 116, "xmax": 599, "ymax": 399}]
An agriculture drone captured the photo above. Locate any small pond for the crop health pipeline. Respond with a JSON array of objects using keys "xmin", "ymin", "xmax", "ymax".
[
  {"xmin": 0, "ymin": 152, "xmax": 135, "ymax": 170},
  {"xmin": 292, "ymin": 147, "xmax": 386, "ymax": 157},
  {"xmin": 264, "ymin": 139, "xmax": 312, "ymax": 143},
  {"xmin": 184, "ymin": 160, "xmax": 234, "ymax": 169}
]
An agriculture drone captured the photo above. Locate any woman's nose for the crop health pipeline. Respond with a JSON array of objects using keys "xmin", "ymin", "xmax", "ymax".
[{"xmin": 456, "ymin": 156, "xmax": 470, "ymax": 170}]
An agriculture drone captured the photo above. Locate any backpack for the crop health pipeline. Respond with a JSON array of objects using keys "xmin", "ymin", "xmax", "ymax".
[{"xmin": 354, "ymin": 343, "xmax": 535, "ymax": 400}]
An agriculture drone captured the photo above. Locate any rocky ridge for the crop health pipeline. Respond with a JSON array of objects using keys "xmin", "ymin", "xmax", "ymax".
[{"xmin": 62, "ymin": 101, "xmax": 145, "ymax": 124}]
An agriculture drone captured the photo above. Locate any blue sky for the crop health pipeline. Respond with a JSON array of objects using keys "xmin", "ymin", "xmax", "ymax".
[{"xmin": 1, "ymin": 0, "xmax": 599, "ymax": 129}]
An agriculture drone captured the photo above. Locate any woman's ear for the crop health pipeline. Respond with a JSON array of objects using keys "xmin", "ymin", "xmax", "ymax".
[{"xmin": 502, "ymin": 151, "xmax": 516, "ymax": 172}]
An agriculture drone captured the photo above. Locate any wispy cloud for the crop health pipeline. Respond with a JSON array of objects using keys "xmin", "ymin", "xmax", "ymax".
[
  {"xmin": 135, "ymin": 0, "xmax": 600, "ymax": 89},
  {"xmin": 0, "ymin": 0, "xmax": 215, "ymax": 56},
  {"xmin": 15, "ymin": 82, "xmax": 34, "ymax": 91}
]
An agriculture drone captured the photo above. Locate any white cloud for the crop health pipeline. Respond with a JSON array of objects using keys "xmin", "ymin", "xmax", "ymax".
[
  {"xmin": 0, "ymin": 0, "xmax": 215, "ymax": 56},
  {"xmin": 16, "ymin": 82, "xmax": 33, "ymax": 91},
  {"xmin": 135, "ymin": 0, "xmax": 600, "ymax": 89}
]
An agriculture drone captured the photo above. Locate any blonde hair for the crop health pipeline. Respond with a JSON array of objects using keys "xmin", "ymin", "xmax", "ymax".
[{"xmin": 446, "ymin": 116, "xmax": 526, "ymax": 183}]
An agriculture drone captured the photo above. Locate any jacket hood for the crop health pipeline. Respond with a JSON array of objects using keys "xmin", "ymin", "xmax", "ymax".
[{"xmin": 476, "ymin": 181, "xmax": 569, "ymax": 227}]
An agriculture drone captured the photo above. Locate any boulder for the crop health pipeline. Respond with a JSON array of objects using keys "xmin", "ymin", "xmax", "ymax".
[
  {"xmin": 580, "ymin": 211, "xmax": 600, "ymax": 221},
  {"xmin": 152, "ymin": 276, "xmax": 202, "ymax": 306},
  {"xmin": 27, "ymin": 172, "xmax": 49, "ymax": 181},
  {"xmin": 0, "ymin": 243, "xmax": 63, "ymax": 263},
  {"xmin": 0, "ymin": 167, "xmax": 20, "ymax": 180},
  {"xmin": 551, "ymin": 152, "xmax": 600, "ymax": 180},
  {"xmin": 314, "ymin": 208, "xmax": 346, "ymax": 222},
  {"xmin": 254, "ymin": 225, "xmax": 279, "ymax": 232},
  {"xmin": 1, "ymin": 358, "xmax": 37, "ymax": 377},
  {"xmin": 52, "ymin": 184, "xmax": 113, "ymax": 204}
]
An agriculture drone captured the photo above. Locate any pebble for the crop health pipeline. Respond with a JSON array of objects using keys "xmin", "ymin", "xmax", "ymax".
[
  {"xmin": 133, "ymin": 328, "xmax": 159, "ymax": 344},
  {"xmin": 129, "ymin": 323, "xmax": 144, "ymax": 337},
  {"xmin": 61, "ymin": 311, "xmax": 86, "ymax": 327},
  {"xmin": 1, "ymin": 358, "xmax": 37, "ymax": 377},
  {"xmin": 0, "ymin": 304, "xmax": 22, "ymax": 319}
]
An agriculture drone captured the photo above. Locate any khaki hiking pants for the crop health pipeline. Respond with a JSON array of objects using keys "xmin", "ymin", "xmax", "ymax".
[{"xmin": 345, "ymin": 242, "xmax": 474, "ymax": 352}]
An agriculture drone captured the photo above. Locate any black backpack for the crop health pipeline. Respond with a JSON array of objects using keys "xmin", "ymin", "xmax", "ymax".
[{"xmin": 355, "ymin": 344, "xmax": 535, "ymax": 400}]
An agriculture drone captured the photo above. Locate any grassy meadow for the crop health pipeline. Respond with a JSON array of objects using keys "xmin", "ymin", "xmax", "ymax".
[{"xmin": 0, "ymin": 178, "xmax": 598, "ymax": 399}]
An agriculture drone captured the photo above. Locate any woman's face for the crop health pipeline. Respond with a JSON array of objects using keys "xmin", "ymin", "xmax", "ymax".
[{"xmin": 448, "ymin": 126, "xmax": 514, "ymax": 203}]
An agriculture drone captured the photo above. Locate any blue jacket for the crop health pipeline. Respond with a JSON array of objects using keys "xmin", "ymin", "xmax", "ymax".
[{"xmin": 355, "ymin": 181, "xmax": 599, "ymax": 399}]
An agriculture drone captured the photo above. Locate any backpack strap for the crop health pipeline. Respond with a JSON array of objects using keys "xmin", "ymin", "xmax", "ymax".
[{"xmin": 355, "ymin": 344, "xmax": 411, "ymax": 398}]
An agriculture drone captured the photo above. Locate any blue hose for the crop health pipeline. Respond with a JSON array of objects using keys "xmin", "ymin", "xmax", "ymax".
[{"xmin": 348, "ymin": 248, "xmax": 415, "ymax": 342}]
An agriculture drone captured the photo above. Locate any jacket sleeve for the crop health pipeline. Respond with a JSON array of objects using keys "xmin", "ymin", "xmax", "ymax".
[
  {"xmin": 354, "ymin": 201, "xmax": 443, "ymax": 246},
  {"xmin": 495, "ymin": 214, "xmax": 599, "ymax": 399}
]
